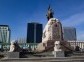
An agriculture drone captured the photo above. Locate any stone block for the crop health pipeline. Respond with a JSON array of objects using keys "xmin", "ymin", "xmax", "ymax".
[
  {"xmin": 53, "ymin": 51, "xmax": 64, "ymax": 57},
  {"xmin": 7, "ymin": 52, "xmax": 20, "ymax": 58}
]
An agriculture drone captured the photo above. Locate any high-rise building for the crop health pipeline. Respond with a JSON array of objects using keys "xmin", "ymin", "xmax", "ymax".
[
  {"xmin": 63, "ymin": 27, "xmax": 76, "ymax": 41},
  {"xmin": 27, "ymin": 22, "xmax": 43, "ymax": 43},
  {"xmin": 0, "ymin": 25, "xmax": 10, "ymax": 43}
]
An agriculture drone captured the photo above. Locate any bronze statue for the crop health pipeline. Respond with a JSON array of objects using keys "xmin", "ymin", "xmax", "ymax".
[{"xmin": 46, "ymin": 5, "xmax": 54, "ymax": 21}]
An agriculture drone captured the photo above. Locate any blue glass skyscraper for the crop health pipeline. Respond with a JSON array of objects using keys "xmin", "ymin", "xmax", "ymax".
[{"xmin": 27, "ymin": 22, "xmax": 43, "ymax": 43}]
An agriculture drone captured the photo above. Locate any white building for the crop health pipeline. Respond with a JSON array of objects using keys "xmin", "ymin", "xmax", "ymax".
[
  {"xmin": 69, "ymin": 41, "xmax": 84, "ymax": 51},
  {"xmin": 0, "ymin": 25, "xmax": 10, "ymax": 43}
]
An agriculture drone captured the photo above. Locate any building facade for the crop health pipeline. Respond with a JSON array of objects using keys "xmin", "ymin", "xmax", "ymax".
[
  {"xmin": 63, "ymin": 27, "xmax": 76, "ymax": 41},
  {"xmin": 69, "ymin": 41, "xmax": 84, "ymax": 51},
  {"xmin": 27, "ymin": 22, "xmax": 43, "ymax": 43},
  {"xmin": 0, "ymin": 25, "xmax": 10, "ymax": 44}
]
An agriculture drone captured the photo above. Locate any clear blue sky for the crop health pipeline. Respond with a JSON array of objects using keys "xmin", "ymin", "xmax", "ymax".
[{"xmin": 0, "ymin": 0, "xmax": 84, "ymax": 40}]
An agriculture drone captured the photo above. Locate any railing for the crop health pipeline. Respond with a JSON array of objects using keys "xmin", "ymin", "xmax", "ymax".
[
  {"xmin": 0, "ymin": 41, "xmax": 84, "ymax": 52},
  {"xmin": 69, "ymin": 41, "xmax": 84, "ymax": 51},
  {"xmin": 0, "ymin": 43, "xmax": 38, "ymax": 51}
]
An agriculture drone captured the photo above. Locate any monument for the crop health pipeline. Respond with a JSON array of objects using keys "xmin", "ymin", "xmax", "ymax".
[
  {"xmin": 9, "ymin": 40, "xmax": 22, "ymax": 52},
  {"xmin": 9, "ymin": 41, "xmax": 15, "ymax": 52},
  {"xmin": 8, "ymin": 40, "xmax": 22, "ymax": 58},
  {"xmin": 36, "ymin": 6, "xmax": 72, "ymax": 53},
  {"xmin": 46, "ymin": 5, "xmax": 54, "ymax": 20},
  {"xmin": 53, "ymin": 41, "xmax": 64, "ymax": 57}
]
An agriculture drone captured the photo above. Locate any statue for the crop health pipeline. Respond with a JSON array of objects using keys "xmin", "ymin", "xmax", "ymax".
[
  {"xmin": 9, "ymin": 41, "xmax": 15, "ymax": 52},
  {"xmin": 9, "ymin": 40, "xmax": 22, "ymax": 52},
  {"xmin": 46, "ymin": 5, "xmax": 54, "ymax": 21},
  {"xmin": 53, "ymin": 41, "xmax": 64, "ymax": 57},
  {"xmin": 54, "ymin": 41, "xmax": 62, "ymax": 51},
  {"xmin": 36, "ymin": 7, "xmax": 73, "ymax": 52}
]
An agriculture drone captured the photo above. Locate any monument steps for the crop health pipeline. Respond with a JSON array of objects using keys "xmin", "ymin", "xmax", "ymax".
[
  {"xmin": 68, "ymin": 51, "xmax": 84, "ymax": 57},
  {"xmin": 1, "ymin": 51, "xmax": 84, "ymax": 62},
  {"xmin": 1, "ymin": 56, "xmax": 84, "ymax": 62},
  {"xmin": 1, "ymin": 57, "xmax": 70, "ymax": 62}
]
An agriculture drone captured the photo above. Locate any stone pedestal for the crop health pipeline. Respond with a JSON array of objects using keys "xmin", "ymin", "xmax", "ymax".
[
  {"xmin": 53, "ymin": 51, "xmax": 64, "ymax": 57},
  {"xmin": 7, "ymin": 52, "xmax": 20, "ymax": 58}
]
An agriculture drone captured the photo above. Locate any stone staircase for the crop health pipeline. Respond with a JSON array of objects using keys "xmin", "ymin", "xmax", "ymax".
[
  {"xmin": 1, "ymin": 56, "xmax": 84, "ymax": 62},
  {"xmin": 1, "ymin": 51, "xmax": 84, "ymax": 62}
]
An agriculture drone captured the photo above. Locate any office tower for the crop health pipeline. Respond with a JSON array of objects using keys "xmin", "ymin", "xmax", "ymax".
[
  {"xmin": 0, "ymin": 25, "xmax": 10, "ymax": 43},
  {"xmin": 27, "ymin": 22, "xmax": 43, "ymax": 43},
  {"xmin": 63, "ymin": 27, "xmax": 76, "ymax": 41}
]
